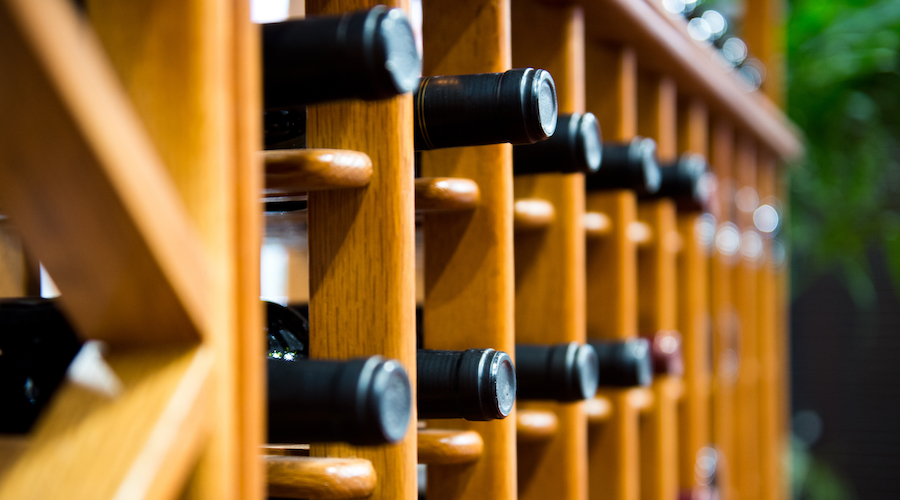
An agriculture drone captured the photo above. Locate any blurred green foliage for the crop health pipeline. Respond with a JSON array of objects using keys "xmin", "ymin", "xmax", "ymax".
[{"xmin": 787, "ymin": 0, "xmax": 900, "ymax": 305}]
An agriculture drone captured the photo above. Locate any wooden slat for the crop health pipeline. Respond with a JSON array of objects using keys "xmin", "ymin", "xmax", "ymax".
[
  {"xmin": 420, "ymin": 1, "xmax": 516, "ymax": 500},
  {"xmin": 513, "ymin": 198, "xmax": 557, "ymax": 231},
  {"xmin": 0, "ymin": 347, "xmax": 214, "ymax": 500},
  {"xmin": 732, "ymin": 134, "xmax": 761, "ymax": 500},
  {"xmin": 0, "ymin": 0, "xmax": 210, "ymax": 345},
  {"xmin": 415, "ymin": 177, "xmax": 481, "ymax": 212},
  {"xmin": 675, "ymin": 95, "xmax": 711, "ymax": 494},
  {"xmin": 636, "ymin": 200, "xmax": 679, "ymax": 500},
  {"xmin": 585, "ymin": 43, "xmax": 637, "ymax": 142},
  {"xmin": 580, "ymin": 0, "xmax": 801, "ymax": 161},
  {"xmin": 265, "ymin": 149, "xmax": 373, "ymax": 195},
  {"xmin": 511, "ymin": 4, "xmax": 587, "ymax": 500},
  {"xmin": 638, "ymin": 74, "xmax": 678, "ymax": 164},
  {"xmin": 305, "ymin": 2, "xmax": 416, "ymax": 500},
  {"xmin": 418, "ymin": 430, "xmax": 484, "ymax": 465},
  {"xmin": 0, "ymin": 222, "xmax": 32, "ymax": 297},
  {"xmin": 744, "ymin": 0, "xmax": 785, "ymax": 105},
  {"xmin": 266, "ymin": 455, "xmax": 376, "ymax": 500}
]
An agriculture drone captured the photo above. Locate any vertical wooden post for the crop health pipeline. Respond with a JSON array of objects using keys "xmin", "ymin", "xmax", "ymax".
[
  {"xmin": 708, "ymin": 116, "xmax": 737, "ymax": 500},
  {"xmin": 511, "ymin": 3, "xmax": 587, "ymax": 500},
  {"xmin": 585, "ymin": 41, "xmax": 640, "ymax": 500},
  {"xmin": 305, "ymin": 2, "xmax": 417, "ymax": 500},
  {"xmin": 636, "ymin": 72, "xmax": 679, "ymax": 500},
  {"xmin": 744, "ymin": 0, "xmax": 785, "ymax": 105},
  {"xmin": 420, "ymin": 1, "xmax": 516, "ymax": 500},
  {"xmin": 675, "ymin": 98, "xmax": 711, "ymax": 495}
]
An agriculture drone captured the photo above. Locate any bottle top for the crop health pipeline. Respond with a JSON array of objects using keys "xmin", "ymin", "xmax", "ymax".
[
  {"xmin": 654, "ymin": 152, "xmax": 712, "ymax": 212},
  {"xmin": 587, "ymin": 338, "xmax": 653, "ymax": 387},
  {"xmin": 586, "ymin": 137, "xmax": 661, "ymax": 195},
  {"xmin": 513, "ymin": 112, "xmax": 602, "ymax": 175},
  {"xmin": 515, "ymin": 342, "xmax": 600, "ymax": 401}
]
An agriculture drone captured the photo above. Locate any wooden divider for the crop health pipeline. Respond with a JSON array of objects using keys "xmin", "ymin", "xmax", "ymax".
[
  {"xmin": 304, "ymin": 0, "xmax": 417, "ymax": 499},
  {"xmin": 419, "ymin": 1, "xmax": 516, "ymax": 500},
  {"xmin": 675, "ymin": 97, "xmax": 711, "ymax": 495},
  {"xmin": 585, "ymin": 37, "xmax": 640, "ymax": 500},
  {"xmin": 511, "ymin": 3, "xmax": 587, "ymax": 500}
]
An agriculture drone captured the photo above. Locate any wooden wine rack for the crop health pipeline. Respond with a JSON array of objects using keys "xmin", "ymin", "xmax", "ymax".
[{"xmin": 0, "ymin": 0, "xmax": 800, "ymax": 499}]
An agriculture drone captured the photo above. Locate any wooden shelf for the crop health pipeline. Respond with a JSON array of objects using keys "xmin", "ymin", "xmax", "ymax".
[
  {"xmin": 264, "ymin": 149, "xmax": 373, "ymax": 196},
  {"xmin": 418, "ymin": 429, "xmax": 484, "ymax": 465},
  {"xmin": 266, "ymin": 455, "xmax": 376, "ymax": 499}
]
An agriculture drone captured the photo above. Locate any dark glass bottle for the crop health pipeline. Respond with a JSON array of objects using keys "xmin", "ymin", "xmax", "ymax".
[
  {"xmin": 650, "ymin": 152, "xmax": 711, "ymax": 212},
  {"xmin": 585, "ymin": 137, "xmax": 661, "ymax": 196},
  {"xmin": 515, "ymin": 342, "xmax": 600, "ymax": 402},
  {"xmin": 513, "ymin": 112, "xmax": 602, "ymax": 175},
  {"xmin": 262, "ymin": 6, "xmax": 421, "ymax": 108},
  {"xmin": 266, "ymin": 302, "xmax": 412, "ymax": 445},
  {"xmin": 413, "ymin": 68, "xmax": 558, "ymax": 150},
  {"xmin": 586, "ymin": 338, "xmax": 653, "ymax": 387},
  {"xmin": 641, "ymin": 330, "xmax": 685, "ymax": 377},
  {"xmin": 0, "ymin": 298, "xmax": 82, "ymax": 433}
]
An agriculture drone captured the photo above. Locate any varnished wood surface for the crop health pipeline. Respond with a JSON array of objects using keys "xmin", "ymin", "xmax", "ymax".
[
  {"xmin": 0, "ymin": 222, "xmax": 29, "ymax": 297},
  {"xmin": 580, "ymin": 0, "xmax": 801, "ymax": 160},
  {"xmin": 637, "ymin": 74, "xmax": 678, "ymax": 164},
  {"xmin": 513, "ymin": 198, "xmax": 557, "ymax": 230},
  {"xmin": 589, "ymin": 390, "xmax": 640, "ymax": 500},
  {"xmin": 417, "ymin": 429, "xmax": 484, "ymax": 465},
  {"xmin": 585, "ymin": 396, "xmax": 613, "ymax": 423},
  {"xmin": 420, "ymin": 1, "xmax": 517, "ymax": 500},
  {"xmin": 584, "ymin": 211, "xmax": 612, "ymax": 238},
  {"xmin": 266, "ymin": 455, "xmax": 377, "ymax": 500},
  {"xmin": 415, "ymin": 177, "xmax": 481, "ymax": 212},
  {"xmin": 0, "ymin": 0, "xmax": 211, "ymax": 346},
  {"xmin": 585, "ymin": 43, "xmax": 637, "ymax": 142},
  {"xmin": 516, "ymin": 409, "xmax": 560, "ymax": 442},
  {"xmin": 265, "ymin": 149, "xmax": 373, "ymax": 195},
  {"xmin": 305, "ymin": 1, "xmax": 416, "ymax": 500}
]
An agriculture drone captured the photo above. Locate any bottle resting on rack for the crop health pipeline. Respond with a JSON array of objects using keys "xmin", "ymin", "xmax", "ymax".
[
  {"xmin": 288, "ymin": 303, "xmax": 517, "ymax": 421},
  {"xmin": 513, "ymin": 112, "xmax": 602, "ymax": 175},
  {"xmin": 414, "ymin": 68, "xmax": 558, "ymax": 150},
  {"xmin": 262, "ymin": 5, "xmax": 421, "ymax": 108},
  {"xmin": 515, "ymin": 342, "xmax": 600, "ymax": 402},
  {"xmin": 649, "ymin": 152, "xmax": 712, "ymax": 212},
  {"xmin": 585, "ymin": 137, "xmax": 661, "ymax": 196},
  {"xmin": 0, "ymin": 298, "xmax": 82, "ymax": 434},
  {"xmin": 266, "ymin": 302, "xmax": 412, "ymax": 445},
  {"xmin": 586, "ymin": 338, "xmax": 653, "ymax": 387}
]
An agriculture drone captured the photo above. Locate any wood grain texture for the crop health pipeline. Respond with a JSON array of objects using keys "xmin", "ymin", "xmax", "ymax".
[
  {"xmin": 510, "ymin": 11, "xmax": 587, "ymax": 500},
  {"xmin": 732, "ymin": 134, "xmax": 760, "ymax": 500},
  {"xmin": 266, "ymin": 455, "xmax": 376, "ymax": 499},
  {"xmin": 420, "ymin": 1, "xmax": 517, "ymax": 500},
  {"xmin": 589, "ymin": 390, "xmax": 640, "ymax": 500},
  {"xmin": 418, "ymin": 429, "xmax": 485, "ymax": 465},
  {"xmin": 513, "ymin": 198, "xmax": 557, "ymax": 230},
  {"xmin": 265, "ymin": 149, "xmax": 373, "ymax": 195},
  {"xmin": 415, "ymin": 177, "xmax": 481, "ymax": 212},
  {"xmin": 516, "ymin": 408, "xmax": 560, "ymax": 442},
  {"xmin": 708, "ymin": 117, "xmax": 737, "ymax": 500},
  {"xmin": 585, "ymin": 43, "xmax": 637, "ymax": 141},
  {"xmin": 638, "ymin": 74, "xmax": 678, "ymax": 164},
  {"xmin": 675, "ymin": 96, "xmax": 710, "ymax": 493},
  {"xmin": 0, "ymin": 0, "xmax": 211, "ymax": 345},
  {"xmin": 0, "ymin": 347, "xmax": 214, "ymax": 500},
  {"xmin": 0, "ymin": 222, "xmax": 29, "ymax": 297},
  {"xmin": 305, "ymin": 2, "xmax": 416, "ymax": 500},
  {"xmin": 579, "ymin": 0, "xmax": 801, "ymax": 160}
]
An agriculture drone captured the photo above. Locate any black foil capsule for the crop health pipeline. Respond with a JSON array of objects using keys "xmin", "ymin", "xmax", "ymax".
[
  {"xmin": 263, "ymin": 6, "xmax": 421, "ymax": 108},
  {"xmin": 653, "ymin": 152, "xmax": 712, "ymax": 212},
  {"xmin": 417, "ymin": 348, "xmax": 517, "ymax": 420},
  {"xmin": 515, "ymin": 342, "xmax": 600, "ymax": 402},
  {"xmin": 586, "ymin": 338, "xmax": 653, "ymax": 387},
  {"xmin": 267, "ymin": 355, "xmax": 412, "ymax": 445},
  {"xmin": 585, "ymin": 137, "xmax": 661, "ymax": 195},
  {"xmin": 513, "ymin": 112, "xmax": 602, "ymax": 175},
  {"xmin": 414, "ymin": 68, "xmax": 558, "ymax": 150}
]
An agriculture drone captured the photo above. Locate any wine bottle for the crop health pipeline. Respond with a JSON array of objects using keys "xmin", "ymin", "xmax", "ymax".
[
  {"xmin": 641, "ymin": 330, "xmax": 684, "ymax": 376},
  {"xmin": 280, "ymin": 303, "xmax": 517, "ymax": 421},
  {"xmin": 0, "ymin": 298, "xmax": 82, "ymax": 433},
  {"xmin": 586, "ymin": 338, "xmax": 653, "ymax": 387},
  {"xmin": 585, "ymin": 137, "xmax": 661, "ymax": 196},
  {"xmin": 264, "ymin": 108, "xmax": 306, "ymax": 150},
  {"xmin": 515, "ymin": 342, "xmax": 600, "ymax": 402},
  {"xmin": 653, "ymin": 152, "xmax": 711, "ymax": 212},
  {"xmin": 263, "ymin": 6, "xmax": 422, "ymax": 108},
  {"xmin": 414, "ymin": 68, "xmax": 558, "ymax": 150},
  {"xmin": 416, "ymin": 348, "xmax": 516, "ymax": 420},
  {"xmin": 513, "ymin": 112, "xmax": 602, "ymax": 175},
  {"xmin": 266, "ymin": 302, "xmax": 412, "ymax": 445}
]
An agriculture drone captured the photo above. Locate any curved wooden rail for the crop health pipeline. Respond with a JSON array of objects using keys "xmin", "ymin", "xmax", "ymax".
[
  {"xmin": 516, "ymin": 409, "xmax": 560, "ymax": 442},
  {"xmin": 266, "ymin": 455, "xmax": 377, "ymax": 500},
  {"xmin": 628, "ymin": 221, "xmax": 653, "ymax": 247},
  {"xmin": 585, "ymin": 395, "xmax": 613, "ymax": 424},
  {"xmin": 262, "ymin": 444, "xmax": 310, "ymax": 456},
  {"xmin": 418, "ymin": 429, "xmax": 484, "ymax": 465},
  {"xmin": 513, "ymin": 198, "xmax": 556, "ymax": 230},
  {"xmin": 415, "ymin": 177, "xmax": 481, "ymax": 212},
  {"xmin": 584, "ymin": 211, "xmax": 612, "ymax": 238},
  {"xmin": 264, "ymin": 149, "xmax": 373, "ymax": 196},
  {"xmin": 629, "ymin": 387, "xmax": 656, "ymax": 414}
]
